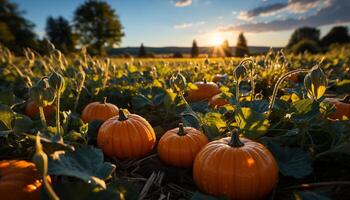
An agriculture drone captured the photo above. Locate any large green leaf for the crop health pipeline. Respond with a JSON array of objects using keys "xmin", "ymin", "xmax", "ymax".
[
  {"xmin": 201, "ymin": 112, "xmax": 226, "ymax": 140},
  {"xmin": 0, "ymin": 88, "xmax": 24, "ymax": 107},
  {"xmin": 12, "ymin": 113, "xmax": 33, "ymax": 133},
  {"xmin": 235, "ymin": 107, "xmax": 270, "ymax": 139},
  {"xmin": 265, "ymin": 141, "xmax": 313, "ymax": 178},
  {"xmin": 48, "ymin": 146, "xmax": 116, "ymax": 188},
  {"xmin": 0, "ymin": 104, "xmax": 14, "ymax": 130},
  {"xmin": 291, "ymin": 99, "xmax": 320, "ymax": 124}
]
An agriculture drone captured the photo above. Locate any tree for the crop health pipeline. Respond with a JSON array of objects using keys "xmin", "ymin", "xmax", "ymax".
[
  {"xmin": 235, "ymin": 33, "xmax": 249, "ymax": 57},
  {"xmin": 287, "ymin": 27, "xmax": 320, "ymax": 48},
  {"xmin": 0, "ymin": 0, "xmax": 38, "ymax": 54},
  {"xmin": 46, "ymin": 16, "xmax": 75, "ymax": 53},
  {"xmin": 291, "ymin": 39, "xmax": 320, "ymax": 54},
  {"xmin": 321, "ymin": 26, "xmax": 350, "ymax": 47},
  {"xmin": 221, "ymin": 40, "xmax": 232, "ymax": 57},
  {"xmin": 73, "ymin": 0, "xmax": 124, "ymax": 55},
  {"xmin": 139, "ymin": 43, "xmax": 147, "ymax": 57},
  {"xmin": 191, "ymin": 40, "xmax": 199, "ymax": 58}
]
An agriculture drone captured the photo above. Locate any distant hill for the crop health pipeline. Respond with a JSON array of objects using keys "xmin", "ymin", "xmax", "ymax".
[{"xmin": 108, "ymin": 46, "xmax": 283, "ymax": 57}]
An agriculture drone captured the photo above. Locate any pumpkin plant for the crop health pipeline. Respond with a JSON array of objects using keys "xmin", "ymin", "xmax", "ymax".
[
  {"xmin": 157, "ymin": 123, "xmax": 208, "ymax": 167},
  {"xmin": 81, "ymin": 97, "xmax": 119, "ymax": 123},
  {"xmin": 193, "ymin": 129, "xmax": 279, "ymax": 200},
  {"xmin": 29, "ymin": 77, "xmax": 56, "ymax": 131},
  {"xmin": 97, "ymin": 109, "xmax": 156, "ymax": 159}
]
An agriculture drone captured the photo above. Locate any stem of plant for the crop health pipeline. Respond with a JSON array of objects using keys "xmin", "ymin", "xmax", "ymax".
[
  {"xmin": 38, "ymin": 106, "xmax": 48, "ymax": 131},
  {"xmin": 268, "ymin": 69, "xmax": 309, "ymax": 113},
  {"xmin": 56, "ymin": 92, "xmax": 61, "ymax": 136}
]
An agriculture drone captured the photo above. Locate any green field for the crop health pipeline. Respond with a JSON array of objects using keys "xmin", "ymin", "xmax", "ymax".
[{"xmin": 0, "ymin": 44, "xmax": 350, "ymax": 200}]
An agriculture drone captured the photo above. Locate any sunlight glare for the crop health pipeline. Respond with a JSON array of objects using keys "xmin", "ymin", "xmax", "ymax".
[{"xmin": 210, "ymin": 33, "xmax": 224, "ymax": 46}]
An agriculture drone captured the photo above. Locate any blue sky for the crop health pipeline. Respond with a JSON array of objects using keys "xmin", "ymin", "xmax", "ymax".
[{"xmin": 12, "ymin": 0, "xmax": 350, "ymax": 47}]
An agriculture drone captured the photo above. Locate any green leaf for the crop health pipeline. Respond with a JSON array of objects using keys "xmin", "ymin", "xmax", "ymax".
[
  {"xmin": 235, "ymin": 107, "xmax": 270, "ymax": 139},
  {"xmin": 294, "ymin": 191, "xmax": 331, "ymax": 200},
  {"xmin": 201, "ymin": 112, "xmax": 226, "ymax": 140},
  {"xmin": 0, "ymin": 88, "xmax": 24, "ymax": 107},
  {"xmin": 48, "ymin": 146, "xmax": 116, "ymax": 188},
  {"xmin": 265, "ymin": 141, "xmax": 312, "ymax": 178},
  {"xmin": 131, "ymin": 94, "xmax": 153, "ymax": 110},
  {"xmin": 191, "ymin": 191, "xmax": 228, "ymax": 200},
  {"xmin": 291, "ymin": 99, "xmax": 320, "ymax": 124},
  {"xmin": 0, "ymin": 104, "xmax": 14, "ymax": 130},
  {"xmin": 12, "ymin": 114, "xmax": 33, "ymax": 133}
]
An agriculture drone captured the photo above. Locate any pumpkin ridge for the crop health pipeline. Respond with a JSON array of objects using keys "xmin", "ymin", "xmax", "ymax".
[{"xmin": 128, "ymin": 119, "xmax": 145, "ymax": 157}]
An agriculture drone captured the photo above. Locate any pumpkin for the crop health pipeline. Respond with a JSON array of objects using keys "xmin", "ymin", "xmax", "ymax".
[
  {"xmin": 212, "ymin": 74, "xmax": 227, "ymax": 83},
  {"xmin": 286, "ymin": 73, "xmax": 299, "ymax": 83},
  {"xmin": 209, "ymin": 93, "xmax": 230, "ymax": 108},
  {"xmin": 97, "ymin": 109, "xmax": 156, "ymax": 159},
  {"xmin": 0, "ymin": 160, "xmax": 50, "ymax": 200},
  {"xmin": 157, "ymin": 123, "xmax": 208, "ymax": 167},
  {"xmin": 81, "ymin": 97, "xmax": 119, "ymax": 123},
  {"xmin": 193, "ymin": 131, "xmax": 279, "ymax": 200},
  {"xmin": 187, "ymin": 81, "xmax": 221, "ymax": 102},
  {"xmin": 326, "ymin": 97, "xmax": 350, "ymax": 120},
  {"xmin": 25, "ymin": 101, "xmax": 55, "ymax": 119}
]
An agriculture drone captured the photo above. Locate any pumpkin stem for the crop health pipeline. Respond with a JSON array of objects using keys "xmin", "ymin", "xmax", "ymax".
[
  {"xmin": 203, "ymin": 78, "xmax": 207, "ymax": 83},
  {"xmin": 102, "ymin": 97, "xmax": 107, "ymax": 104},
  {"xmin": 178, "ymin": 123, "xmax": 186, "ymax": 136},
  {"xmin": 228, "ymin": 129, "xmax": 244, "ymax": 148},
  {"xmin": 118, "ymin": 109, "xmax": 128, "ymax": 121}
]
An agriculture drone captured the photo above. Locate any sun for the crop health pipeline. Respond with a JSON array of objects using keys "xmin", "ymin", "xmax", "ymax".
[{"xmin": 210, "ymin": 33, "xmax": 224, "ymax": 46}]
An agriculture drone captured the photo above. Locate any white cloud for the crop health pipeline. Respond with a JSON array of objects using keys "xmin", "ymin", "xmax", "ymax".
[
  {"xmin": 173, "ymin": 0, "xmax": 192, "ymax": 7},
  {"xmin": 174, "ymin": 23, "xmax": 193, "ymax": 29}
]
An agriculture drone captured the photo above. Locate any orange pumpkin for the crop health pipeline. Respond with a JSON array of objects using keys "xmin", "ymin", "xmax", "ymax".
[
  {"xmin": 25, "ymin": 101, "xmax": 55, "ymax": 119},
  {"xmin": 209, "ymin": 93, "xmax": 230, "ymax": 108},
  {"xmin": 193, "ymin": 131, "xmax": 279, "ymax": 200},
  {"xmin": 286, "ymin": 73, "xmax": 299, "ymax": 83},
  {"xmin": 212, "ymin": 74, "xmax": 227, "ymax": 83},
  {"xmin": 0, "ymin": 160, "xmax": 50, "ymax": 200},
  {"xmin": 326, "ymin": 97, "xmax": 350, "ymax": 120},
  {"xmin": 187, "ymin": 81, "xmax": 221, "ymax": 102},
  {"xmin": 157, "ymin": 123, "xmax": 208, "ymax": 167},
  {"xmin": 97, "ymin": 109, "xmax": 156, "ymax": 159},
  {"xmin": 81, "ymin": 98, "xmax": 119, "ymax": 123}
]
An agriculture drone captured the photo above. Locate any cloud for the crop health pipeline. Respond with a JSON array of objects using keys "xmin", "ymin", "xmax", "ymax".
[
  {"xmin": 238, "ymin": 0, "xmax": 330, "ymax": 21},
  {"xmin": 221, "ymin": 0, "xmax": 350, "ymax": 32},
  {"xmin": 174, "ymin": 23, "xmax": 193, "ymax": 29},
  {"xmin": 174, "ymin": 21, "xmax": 206, "ymax": 29},
  {"xmin": 173, "ymin": 0, "xmax": 192, "ymax": 7}
]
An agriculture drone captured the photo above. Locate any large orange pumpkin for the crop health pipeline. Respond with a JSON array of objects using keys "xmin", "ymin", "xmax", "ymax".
[
  {"xmin": 193, "ymin": 132, "xmax": 279, "ymax": 200},
  {"xmin": 0, "ymin": 160, "xmax": 50, "ymax": 200},
  {"xmin": 157, "ymin": 123, "xmax": 208, "ymax": 167},
  {"xmin": 97, "ymin": 109, "xmax": 156, "ymax": 159},
  {"xmin": 326, "ymin": 97, "xmax": 350, "ymax": 120},
  {"xmin": 208, "ymin": 93, "xmax": 230, "ymax": 108},
  {"xmin": 187, "ymin": 81, "xmax": 221, "ymax": 102},
  {"xmin": 25, "ymin": 101, "xmax": 55, "ymax": 119},
  {"xmin": 81, "ymin": 98, "xmax": 119, "ymax": 123}
]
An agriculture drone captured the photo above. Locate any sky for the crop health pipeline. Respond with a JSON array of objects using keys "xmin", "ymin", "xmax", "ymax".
[{"xmin": 12, "ymin": 0, "xmax": 350, "ymax": 47}]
